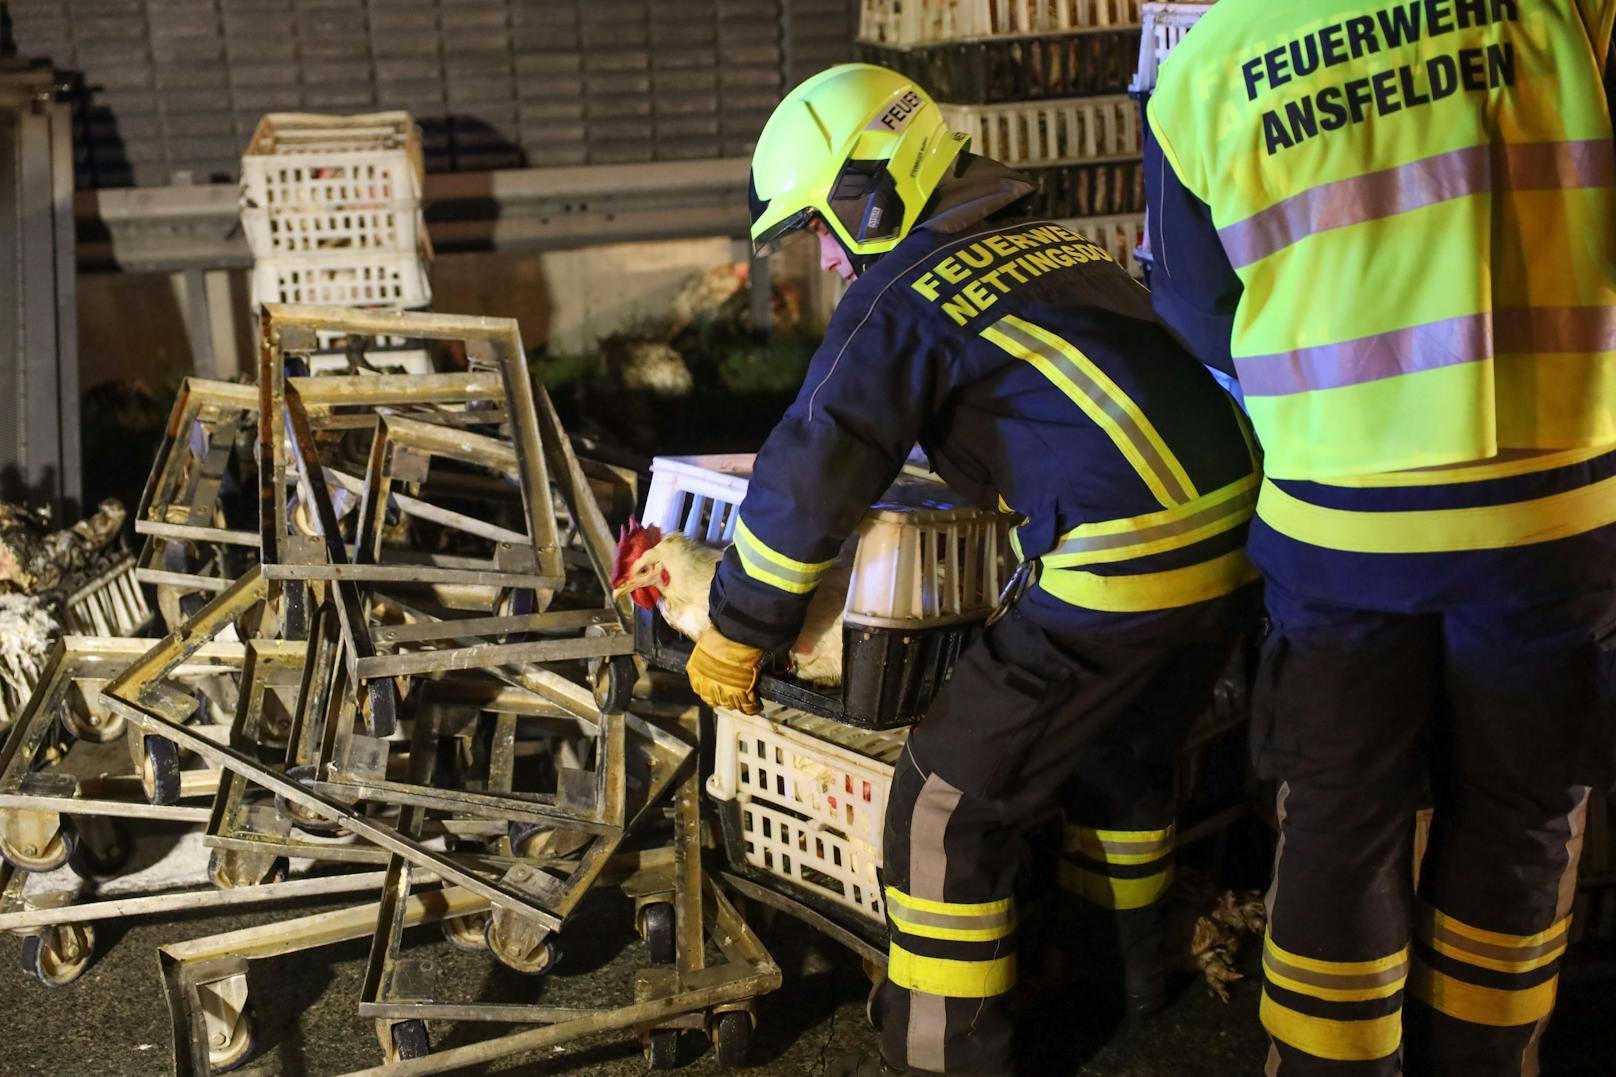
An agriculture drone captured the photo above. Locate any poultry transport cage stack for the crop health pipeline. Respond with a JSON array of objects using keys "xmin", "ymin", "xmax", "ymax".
[
  {"xmin": 636, "ymin": 454, "xmax": 1014, "ymax": 730},
  {"xmin": 1129, "ymin": 1, "xmax": 1217, "ymax": 282},
  {"xmin": 858, "ymin": 0, "xmax": 1148, "ymax": 275},
  {"xmin": 240, "ymin": 111, "xmax": 433, "ymax": 373}
]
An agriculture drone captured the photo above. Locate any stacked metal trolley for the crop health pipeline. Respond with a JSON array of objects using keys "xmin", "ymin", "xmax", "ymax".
[
  {"xmin": 858, "ymin": 0, "xmax": 1151, "ymax": 275},
  {"xmin": 0, "ymin": 306, "xmax": 780, "ymax": 1075}
]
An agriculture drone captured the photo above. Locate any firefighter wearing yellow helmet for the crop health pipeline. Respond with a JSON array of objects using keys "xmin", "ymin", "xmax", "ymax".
[
  {"xmin": 747, "ymin": 64, "xmax": 966, "ymax": 271},
  {"xmin": 684, "ymin": 63, "xmax": 1263, "ymax": 1075}
]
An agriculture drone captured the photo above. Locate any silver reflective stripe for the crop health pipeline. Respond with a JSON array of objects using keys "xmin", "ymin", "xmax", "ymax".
[
  {"xmin": 990, "ymin": 319, "xmax": 1193, "ymax": 504},
  {"xmin": 1219, "ymin": 140, "xmax": 1616, "ymax": 269},
  {"xmin": 1236, "ymin": 306, "xmax": 1616, "ymax": 398},
  {"xmin": 888, "ymin": 899, "xmax": 1014, "ymax": 935},
  {"xmin": 1428, "ymin": 922, "xmax": 1567, "ymax": 965},
  {"xmin": 1263, "ymin": 948, "xmax": 1410, "ymax": 992},
  {"xmin": 1049, "ymin": 483, "xmax": 1257, "ymax": 560},
  {"xmin": 732, "ymin": 519, "xmax": 828, "ymax": 591},
  {"xmin": 905, "ymin": 769, "xmax": 964, "ymax": 1074}
]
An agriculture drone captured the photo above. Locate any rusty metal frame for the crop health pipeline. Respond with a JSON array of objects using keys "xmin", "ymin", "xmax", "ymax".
[
  {"xmin": 134, "ymin": 379, "xmax": 262, "ymax": 614},
  {"xmin": 103, "ymin": 569, "xmax": 691, "ymax": 931},
  {"xmin": 0, "ymin": 637, "xmax": 248, "ymax": 844},
  {"xmin": 335, "ymin": 879, "xmax": 780, "ymax": 1077},
  {"xmin": 358, "ymin": 708, "xmax": 697, "ymax": 1022}
]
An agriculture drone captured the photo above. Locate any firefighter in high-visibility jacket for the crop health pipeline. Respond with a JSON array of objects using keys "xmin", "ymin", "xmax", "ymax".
[
  {"xmin": 1145, "ymin": 2, "xmax": 1616, "ymax": 1074},
  {"xmin": 681, "ymin": 63, "xmax": 1260, "ymax": 1075}
]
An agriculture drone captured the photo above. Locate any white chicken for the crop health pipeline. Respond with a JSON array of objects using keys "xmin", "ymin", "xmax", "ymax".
[{"xmin": 610, "ymin": 519, "xmax": 852, "ymax": 686}]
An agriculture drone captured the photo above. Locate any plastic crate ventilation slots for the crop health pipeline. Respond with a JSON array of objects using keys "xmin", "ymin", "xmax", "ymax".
[
  {"xmin": 1131, "ymin": 1, "xmax": 1216, "ymax": 97},
  {"xmin": 940, "ymin": 94, "xmax": 1140, "ymax": 168},
  {"xmin": 860, "ymin": 0, "xmax": 1144, "ymax": 46},
  {"xmin": 708, "ymin": 705, "xmax": 906, "ymax": 926},
  {"xmin": 240, "ymin": 111, "xmax": 432, "ymax": 312}
]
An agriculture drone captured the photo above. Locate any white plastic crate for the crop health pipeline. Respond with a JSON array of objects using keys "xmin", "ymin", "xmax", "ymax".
[
  {"xmin": 643, "ymin": 454, "xmax": 1012, "ymax": 628},
  {"xmin": 250, "ymin": 252, "xmax": 432, "ymax": 309},
  {"xmin": 64, "ymin": 556, "xmax": 152, "ymax": 638},
  {"xmin": 860, "ymin": 0, "xmax": 1142, "ymax": 45},
  {"xmin": 942, "ymin": 95, "xmax": 1139, "ymax": 168},
  {"xmin": 1130, "ymin": 1, "xmax": 1215, "ymax": 96},
  {"xmin": 240, "ymin": 111, "xmax": 425, "ymax": 259},
  {"xmin": 1059, "ymin": 212, "xmax": 1145, "ymax": 277},
  {"xmin": 708, "ymin": 704, "xmax": 907, "ymax": 924}
]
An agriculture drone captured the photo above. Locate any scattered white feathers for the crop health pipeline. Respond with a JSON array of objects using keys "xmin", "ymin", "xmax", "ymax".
[{"xmin": 0, "ymin": 593, "xmax": 56, "ymax": 731}]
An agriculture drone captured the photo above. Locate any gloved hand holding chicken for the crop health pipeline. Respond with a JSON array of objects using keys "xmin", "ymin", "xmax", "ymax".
[{"xmin": 610, "ymin": 519, "xmax": 851, "ymax": 712}]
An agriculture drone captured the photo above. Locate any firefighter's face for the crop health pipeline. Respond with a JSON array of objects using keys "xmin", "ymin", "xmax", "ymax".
[{"xmin": 809, "ymin": 216, "xmax": 857, "ymax": 282}]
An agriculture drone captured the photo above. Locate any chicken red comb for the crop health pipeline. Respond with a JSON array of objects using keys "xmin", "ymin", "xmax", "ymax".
[{"xmin": 611, "ymin": 516, "xmax": 663, "ymax": 586}]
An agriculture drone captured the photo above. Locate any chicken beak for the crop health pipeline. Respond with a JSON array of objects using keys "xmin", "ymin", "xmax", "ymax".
[{"xmin": 609, "ymin": 581, "xmax": 634, "ymax": 602}]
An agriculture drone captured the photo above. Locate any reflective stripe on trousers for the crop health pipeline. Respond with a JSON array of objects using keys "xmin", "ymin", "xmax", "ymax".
[{"xmin": 1059, "ymin": 822, "xmax": 1176, "ymax": 910}]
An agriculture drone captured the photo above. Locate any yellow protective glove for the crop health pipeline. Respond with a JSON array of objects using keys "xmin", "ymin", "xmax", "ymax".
[{"xmin": 686, "ymin": 627, "xmax": 765, "ymax": 715}]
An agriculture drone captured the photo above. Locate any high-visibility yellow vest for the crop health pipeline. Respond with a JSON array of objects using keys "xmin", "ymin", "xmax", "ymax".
[{"xmin": 1149, "ymin": 0, "xmax": 1616, "ymax": 480}]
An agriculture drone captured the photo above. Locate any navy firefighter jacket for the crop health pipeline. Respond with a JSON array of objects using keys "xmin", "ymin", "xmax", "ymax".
[{"xmin": 707, "ymin": 156, "xmax": 1261, "ymax": 655}]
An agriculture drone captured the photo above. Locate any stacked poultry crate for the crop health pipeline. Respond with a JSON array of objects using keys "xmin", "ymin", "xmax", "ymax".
[
  {"xmin": 860, "ymin": 0, "xmax": 1149, "ymax": 275},
  {"xmin": 0, "ymin": 306, "xmax": 780, "ymax": 1075},
  {"xmin": 241, "ymin": 112, "xmax": 434, "ymax": 374}
]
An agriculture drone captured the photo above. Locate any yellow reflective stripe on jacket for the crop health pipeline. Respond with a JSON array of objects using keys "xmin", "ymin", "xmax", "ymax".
[
  {"xmin": 1066, "ymin": 824, "xmax": 1175, "ymax": 867},
  {"xmin": 1042, "ymin": 475, "xmax": 1257, "ymax": 569},
  {"xmin": 1060, "ymin": 860, "xmax": 1173, "ymax": 910},
  {"xmin": 886, "ymin": 888, "xmax": 1016, "ymax": 943},
  {"xmin": 1408, "ymin": 960, "xmax": 1560, "ymax": 1028},
  {"xmin": 1262, "ymin": 936, "xmax": 1409, "ymax": 1004},
  {"xmin": 1256, "ymin": 472, "xmax": 1616, "ymax": 554},
  {"xmin": 1260, "ymin": 992, "xmax": 1402, "ymax": 1063},
  {"xmin": 887, "ymin": 943, "xmax": 1017, "ymax": 998},
  {"xmin": 1038, "ymin": 548, "xmax": 1257, "ymax": 612},
  {"xmin": 1418, "ymin": 905, "xmax": 1572, "ymax": 975},
  {"xmin": 1318, "ymin": 445, "xmax": 1614, "ymax": 488},
  {"xmin": 982, "ymin": 314, "xmax": 1199, "ymax": 507},
  {"xmin": 732, "ymin": 516, "xmax": 836, "ymax": 595}
]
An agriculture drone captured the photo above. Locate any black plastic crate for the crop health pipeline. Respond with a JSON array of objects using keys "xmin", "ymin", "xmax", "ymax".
[
  {"xmin": 857, "ymin": 30, "xmax": 1139, "ymax": 104},
  {"xmin": 633, "ymin": 605, "xmax": 976, "ymax": 730},
  {"xmin": 1024, "ymin": 158, "xmax": 1144, "ymax": 219}
]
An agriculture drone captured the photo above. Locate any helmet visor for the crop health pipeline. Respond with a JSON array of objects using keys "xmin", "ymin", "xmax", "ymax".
[{"xmin": 752, "ymin": 206, "xmax": 815, "ymax": 257}]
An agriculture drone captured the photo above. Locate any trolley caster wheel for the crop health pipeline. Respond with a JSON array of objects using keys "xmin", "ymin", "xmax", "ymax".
[
  {"xmin": 644, "ymin": 1028, "xmax": 680, "ymax": 1070},
  {"xmin": 141, "ymin": 736, "xmax": 182, "ymax": 805},
  {"xmin": 208, "ymin": 849, "xmax": 289, "ymax": 890},
  {"xmin": 1, "ymin": 823, "xmax": 76, "ymax": 873},
  {"xmin": 68, "ymin": 818, "xmax": 131, "ymax": 879},
  {"xmin": 276, "ymin": 765, "xmax": 340, "ymax": 834},
  {"xmin": 440, "ymin": 913, "xmax": 490, "ymax": 953},
  {"xmin": 712, "ymin": 1009, "xmax": 754, "ymax": 1069},
  {"xmin": 485, "ymin": 918, "xmax": 561, "ymax": 976},
  {"xmin": 592, "ymin": 654, "xmax": 636, "ymax": 713},
  {"xmin": 19, "ymin": 923, "xmax": 94, "ymax": 987},
  {"xmin": 639, "ymin": 901, "xmax": 676, "ymax": 966},
  {"xmin": 207, "ymin": 1011, "xmax": 255, "ymax": 1073},
  {"xmin": 384, "ymin": 1019, "xmax": 431, "ymax": 1063},
  {"xmin": 60, "ymin": 700, "xmax": 124, "ymax": 744}
]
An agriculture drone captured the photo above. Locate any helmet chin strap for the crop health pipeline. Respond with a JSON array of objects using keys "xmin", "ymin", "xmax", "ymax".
[{"xmin": 840, "ymin": 231, "xmax": 880, "ymax": 277}]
